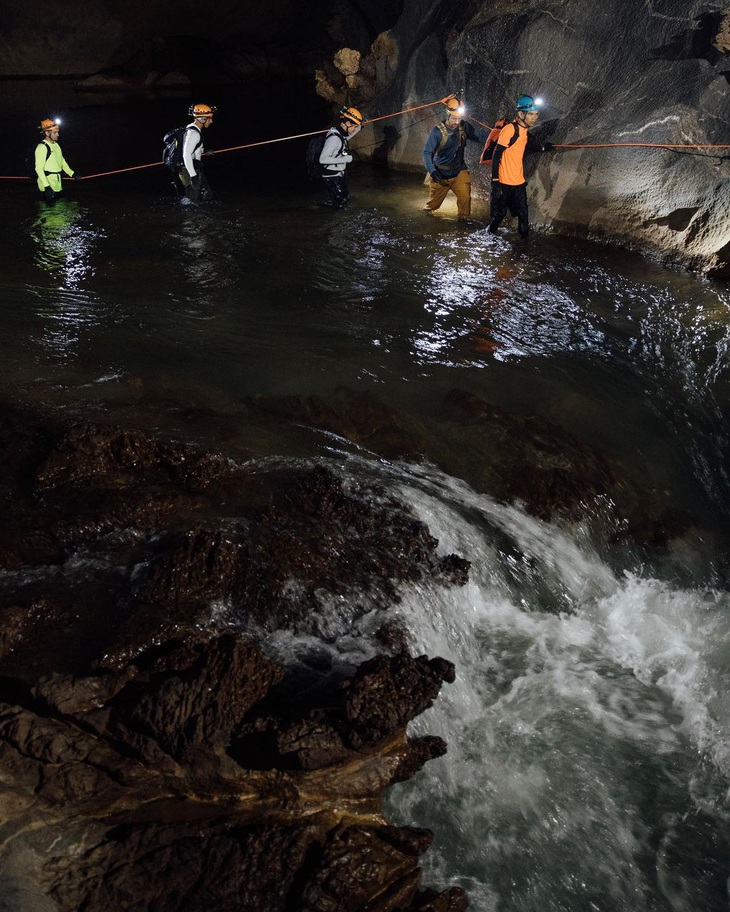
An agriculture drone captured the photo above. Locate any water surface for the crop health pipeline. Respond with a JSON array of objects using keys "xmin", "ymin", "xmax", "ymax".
[{"xmin": 2, "ymin": 87, "xmax": 730, "ymax": 911}]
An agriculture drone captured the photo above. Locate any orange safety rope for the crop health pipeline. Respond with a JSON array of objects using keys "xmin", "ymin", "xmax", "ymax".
[
  {"xmin": 554, "ymin": 142, "xmax": 730, "ymax": 149},
  {"xmin": 1, "ymin": 96, "xmax": 454, "ymax": 182},
  {"xmin": 3, "ymin": 101, "xmax": 727, "ymax": 180},
  {"xmin": 466, "ymin": 115, "xmax": 493, "ymax": 131}
]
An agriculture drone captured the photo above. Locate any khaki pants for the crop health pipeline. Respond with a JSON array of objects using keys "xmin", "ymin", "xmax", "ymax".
[{"xmin": 425, "ymin": 169, "xmax": 471, "ymax": 218}]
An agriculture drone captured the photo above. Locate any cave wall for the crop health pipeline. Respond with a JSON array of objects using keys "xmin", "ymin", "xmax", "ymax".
[{"xmin": 351, "ymin": 0, "xmax": 730, "ymax": 274}]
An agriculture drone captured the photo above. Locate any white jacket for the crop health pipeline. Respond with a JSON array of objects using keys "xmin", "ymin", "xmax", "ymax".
[
  {"xmin": 182, "ymin": 124, "xmax": 204, "ymax": 178},
  {"xmin": 319, "ymin": 126, "xmax": 359, "ymax": 174}
]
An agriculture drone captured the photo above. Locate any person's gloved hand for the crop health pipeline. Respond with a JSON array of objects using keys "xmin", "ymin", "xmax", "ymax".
[
  {"xmin": 73, "ymin": 173, "xmax": 83, "ymax": 180},
  {"xmin": 542, "ymin": 142, "xmax": 554, "ymax": 152},
  {"xmin": 43, "ymin": 187, "xmax": 55, "ymax": 202},
  {"xmin": 431, "ymin": 170, "xmax": 445, "ymax": 184},
  {"xmin": 491, "ymin": 181, "xmax": 503, "ymax": 201}
]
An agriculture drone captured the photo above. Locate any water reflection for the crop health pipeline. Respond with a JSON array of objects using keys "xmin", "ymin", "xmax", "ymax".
[
  {"xmin": 313, "ymin": 211, "xmax": 399, "ymax": 306},
  {"xmin": 26, "ymin": 200, "xmax": 110, "ymax": 360},
  {"xmin": 29, "ymin": 199, "xmax": 101, "ymax": 289},
  {"xmin": 164, "ymin": 208, "xmax": 243, "ymax": 292},
  {"xmin": 414, "ymin": 233, "xmax": 607, "ymax": 366}
]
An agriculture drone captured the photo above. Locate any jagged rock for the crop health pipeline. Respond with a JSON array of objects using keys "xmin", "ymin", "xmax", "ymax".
[
  {"xmin": 390, "ymin": 736, "xmax": 448, "ymax": 785},
  {"xmin": 343, "ymin": 654, "xmax": 456, "ymax": 749},
  {"xmin": 298, "ymin": 823, "xmax": 433, "ymax": 911},
  {"xmin": 411, "ymin": 887, "xmax": 471, "ymax": 912},
  {"xmin": 0, "ymin": 405, "xmax": 467, "ymax": 911},
  {"xmin": 122, "ymin": 462, "xmax": 466, "ymax": 648},
  {"xmin": 232, "ymin": 652, "xmax": 454, "ymax": 772},
  {"xmin": 715, "ymin": 9, "xmax": 730, "ymax": 53},
  {"xmin": 0, "ymin": 632, "xmax": 459, "ymax": 912},
  {"xmin": 376, "ymin": 621, "xmax": 412, "ymax": 654},
  {"xmin": 244, "ymin": 385, "xmax": 697, "ymax": 548},
  {"xmin": 35, "ymin": 421, "xmax": 230, "ymax": 494},
  {"xmin": 333, "ymin": 47, "xmax": 361, "ymax": 76}
]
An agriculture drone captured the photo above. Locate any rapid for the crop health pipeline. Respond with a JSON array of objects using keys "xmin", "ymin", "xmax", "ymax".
[{"xmin": 2, "ymin": 84, "xmax": 730, "ymax": 911}]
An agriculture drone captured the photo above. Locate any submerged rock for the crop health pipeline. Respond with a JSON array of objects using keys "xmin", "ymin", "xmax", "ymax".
[{"xmin": 244, "ymin": 385, "xmax": 697, "ymax": 551}]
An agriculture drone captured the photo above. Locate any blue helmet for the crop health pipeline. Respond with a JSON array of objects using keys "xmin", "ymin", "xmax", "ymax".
[{"xmin": 516, "ymin": 94, "xmax": 541, "ymax": 113}]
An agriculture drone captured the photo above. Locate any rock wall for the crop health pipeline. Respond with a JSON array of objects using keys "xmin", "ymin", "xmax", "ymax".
[{"xmin": 344, "ymin": 0, "xmax": 730, "ymax": 275}]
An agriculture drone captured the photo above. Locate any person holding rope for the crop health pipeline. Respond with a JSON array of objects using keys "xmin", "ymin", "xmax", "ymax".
[
  {"xmin": 179, "ymin": 103, "xmax": 216, "ymax": 206},
  {"xmin": 34, "ymin": 119, "xmax": 80, "ymax": 205},
  {"xmin": 319, "ymin": 106, "xmax": 363, "ymax": 210},
  {"xmin": 422, "ymin": 98, "xmax": 485, "ymax": 221},
  {"xmin": 488, "ymin": 94, "xmax": 553, "ymax": 239}
]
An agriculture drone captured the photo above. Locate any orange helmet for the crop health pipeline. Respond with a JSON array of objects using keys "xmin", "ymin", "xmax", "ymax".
[
  {"xmin": 188, "ymin": 103, "xmax": 217, "ymax": 119},
  {"xmin": 340, "ymin": 105, "xmax": 363, "ymax": 126},
  {"xmin": 39, "ymin": 118, "xmax": 59, "ymax": 133},
  {"xmin": 443, "ymin": 98, "xmax": 465, "ymax": 117}
]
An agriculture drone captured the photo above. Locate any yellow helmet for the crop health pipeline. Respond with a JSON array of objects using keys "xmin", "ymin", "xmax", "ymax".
[
  {"xmin": 39, "ymin": 118, "xmax": 59, "ymax": 133},
  {"xmin": 443, "ymin": 98, "xmax": 465, "ymax": 117},
  {"xmin": 340, "ymin": 105, "xmax": 363, "ymax": 126},
  {"xmin": 188, "ymin": 103, "xmax": 217, "ymax": 119}
]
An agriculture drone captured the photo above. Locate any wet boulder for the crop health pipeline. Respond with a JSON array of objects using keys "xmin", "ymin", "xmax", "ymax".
[
  {"xmin": 0, "ymin": 404, "xmax": 469, "ymax": 912},
  {"xmin": 0, "ymin": 632, "xmax": 462, "ymax": 912}
]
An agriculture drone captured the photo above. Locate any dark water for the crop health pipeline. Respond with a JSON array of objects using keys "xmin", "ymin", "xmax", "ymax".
[{"xmin": 2, "ymin": 82, "xmax": 730, "ymax": 911}]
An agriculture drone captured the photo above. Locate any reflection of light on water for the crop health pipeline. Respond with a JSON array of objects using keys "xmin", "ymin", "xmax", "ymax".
[
  {"xmin": 35, "ymin": 289, "xmax": 105, "ymax": 360},
  {"xmin": 314, "ymin": 215, "xmax": 403, "ymax": 305},
  {"xmin": 413, "ymin": 235, "xmax": 607, "ymax": 365},
  {"xmin": 165, "ymin": 212, "xmax": 249, "ymax": 291},
  {"xmin": 30, "ymin": 200, "xmax": 102, "ymax": 289},
  {"xmin": 28, "ymin": 200, "xmax": 107, "ymax": 360}
]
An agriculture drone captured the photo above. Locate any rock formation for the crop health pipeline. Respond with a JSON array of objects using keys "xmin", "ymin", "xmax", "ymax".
[
  {"xmin": 0, "ymin": 368, "xmax": 723, "ymax": 908},
  {"xmin": 0, "ymin": 404, "xmax": 471, "ymax": 912}
]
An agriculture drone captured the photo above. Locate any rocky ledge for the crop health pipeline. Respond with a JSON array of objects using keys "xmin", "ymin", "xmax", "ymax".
[{"xmin": 0, "ymin": 404, "xmax": 469, "ymax": 912}]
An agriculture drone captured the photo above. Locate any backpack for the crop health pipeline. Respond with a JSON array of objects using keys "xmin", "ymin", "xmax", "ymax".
[
  {"xmin": 25, "ymin": 140, "xmax": 51, "ymax": 179},
  {"xmin": 162, "ymin": 125, "xmax": 201, "ymax": 172},
  {"xmin": 480, "ymin": 119, "xmax": 519, "ymax": 167},
  {"xmin": 306, "ymin": 129, "xmax": 346, "ymax": 178}
]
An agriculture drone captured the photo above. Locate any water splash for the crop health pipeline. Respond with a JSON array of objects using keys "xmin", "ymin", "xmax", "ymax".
[{"xmin": 372, "ymin": 465, "xmax": 730, "ymax": 912}]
